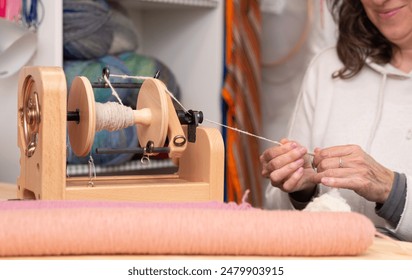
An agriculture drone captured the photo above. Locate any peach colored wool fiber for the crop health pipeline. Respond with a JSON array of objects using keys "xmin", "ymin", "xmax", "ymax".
[{"xmin": 0, "ymin": 200, "xmax": 375, "ymax": 257}]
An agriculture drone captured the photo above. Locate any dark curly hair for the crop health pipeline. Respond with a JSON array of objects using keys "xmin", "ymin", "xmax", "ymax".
[{"xmin": 328, "ymin": 0, "xmax": 394, "ymax": 79}]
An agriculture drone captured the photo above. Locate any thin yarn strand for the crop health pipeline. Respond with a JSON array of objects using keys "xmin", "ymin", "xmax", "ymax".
[
  {"xmin": 204, "ymin": 118, "xmax": 282, "ymax": 146},
  {"xmin": 103, "ymin": 75, "xmax": 123, "ymax": 105},
  {"xmin": 165, "ymin": 87, "xmax": 315, "ymax": 154},
  {"xmin": 105, "ymin": 73, "xmax": 314, "ymax": 155}
]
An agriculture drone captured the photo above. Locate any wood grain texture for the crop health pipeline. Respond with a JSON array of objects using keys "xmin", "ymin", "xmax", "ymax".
[
  {"xmin": 17, "ymin": 67, "xmax": 67, "ymax": 200},
  {"xmin": 16, "ymin": 67, "xmax": 224, "ymax": 203}
]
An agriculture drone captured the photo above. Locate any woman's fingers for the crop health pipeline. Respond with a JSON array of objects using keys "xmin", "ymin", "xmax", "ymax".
[
  {"xmin": 268, "ymin": 158, "xmax": 304, "ymax": 187},
  {"xmin": 260, "ymin": 141, "xmax": 307, "ymax": 177},
  {"xmin": 313, "ymin": 145, "xmax": 394, "ymax": 203},
  {"xmin": 312, "ymin": 145, "xmax": 354, "ymax": 169}
]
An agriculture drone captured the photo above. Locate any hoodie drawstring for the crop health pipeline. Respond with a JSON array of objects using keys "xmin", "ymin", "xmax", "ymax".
[{"xmin": 365, "ymin": 73, "xmax": 387, "ymax": 153}]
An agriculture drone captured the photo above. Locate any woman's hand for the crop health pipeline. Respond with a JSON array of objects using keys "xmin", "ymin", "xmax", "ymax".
[
  {"xmin": 260, "ymin": 139, "xmax": 318, "ymax": 194},
  {"xmin": 312, "ymin": 144, "xmax": 394, "ymax": 203}
]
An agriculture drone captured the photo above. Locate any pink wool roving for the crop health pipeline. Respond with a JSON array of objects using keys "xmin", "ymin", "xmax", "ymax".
[{"xmin": 0, "ymin": 200, "xmax": 375, "ymax": 257}]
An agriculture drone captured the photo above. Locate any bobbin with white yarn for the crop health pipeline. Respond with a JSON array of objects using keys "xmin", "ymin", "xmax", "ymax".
[
  {"xmin": 94, "ymin": 102, "xmax": 152, "ymax": 132},
  {"xmin": 95, "ymin": 102, "xmax": 134, "ymax": 132},
  {"xmin": 67, "ymin": 76, "xmax": 168, "ymax": 157}
]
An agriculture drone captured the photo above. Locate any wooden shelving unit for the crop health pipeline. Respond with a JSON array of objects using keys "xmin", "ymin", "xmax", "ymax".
[{"xmin": 119, "ymin": 0, "xmax": 218, "ymax": 9}]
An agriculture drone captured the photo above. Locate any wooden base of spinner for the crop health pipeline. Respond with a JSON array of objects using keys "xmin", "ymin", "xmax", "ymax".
[{"xmin": 17, "ymin": 66, "xmax": 224, "ymax": 202}]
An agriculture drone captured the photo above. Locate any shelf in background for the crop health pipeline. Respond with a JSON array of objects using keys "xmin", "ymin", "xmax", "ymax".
[{"xmin": 117, "ymin": 0, "xmax": 218, "ymax": 9}]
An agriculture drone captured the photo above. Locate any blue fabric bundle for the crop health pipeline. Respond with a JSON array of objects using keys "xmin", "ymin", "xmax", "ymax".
[{"xmin": 63, "ymin": 0, "xmax": 138, "ymax": 59}]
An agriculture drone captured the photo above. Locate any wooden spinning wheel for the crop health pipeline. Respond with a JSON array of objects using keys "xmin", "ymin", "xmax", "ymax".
[{"xmin": 17, "ymin": 66, "xmax": 224, "ymax": 203}]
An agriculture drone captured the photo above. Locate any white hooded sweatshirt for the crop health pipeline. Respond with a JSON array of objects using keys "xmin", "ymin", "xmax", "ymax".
[{"xmin": 265, "ymin": 47, "xmax": 412, "ymax": 241}]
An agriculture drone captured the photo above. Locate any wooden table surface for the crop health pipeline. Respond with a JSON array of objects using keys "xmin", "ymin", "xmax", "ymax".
[
  {"xmin": 0, "ymin": 182, "xmax": 17, "ymax": 200},
  {"xmin": 1, "ymin": 182, "xmax": 412, "ymax": 260}
]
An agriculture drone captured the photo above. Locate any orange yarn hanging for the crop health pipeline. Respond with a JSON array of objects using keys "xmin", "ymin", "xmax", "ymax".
[
  {"xmin": 0, "ymin": 200, "xmax": 376, "ymax": 257},
  {"xmin": 223, "ymin": 0, "xmax": 263, "ymax": 207}
]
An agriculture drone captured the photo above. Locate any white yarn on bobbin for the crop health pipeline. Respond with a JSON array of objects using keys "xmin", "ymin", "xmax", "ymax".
[{"xmin": 95, "ymin": 102, "xmax": 134, "ymax": 132}]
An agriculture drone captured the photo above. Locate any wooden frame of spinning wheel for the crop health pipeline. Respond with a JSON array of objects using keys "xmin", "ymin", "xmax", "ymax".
[{"xmin": 16, "ymin": 66, "xmax": 224, "ymax": 202}]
